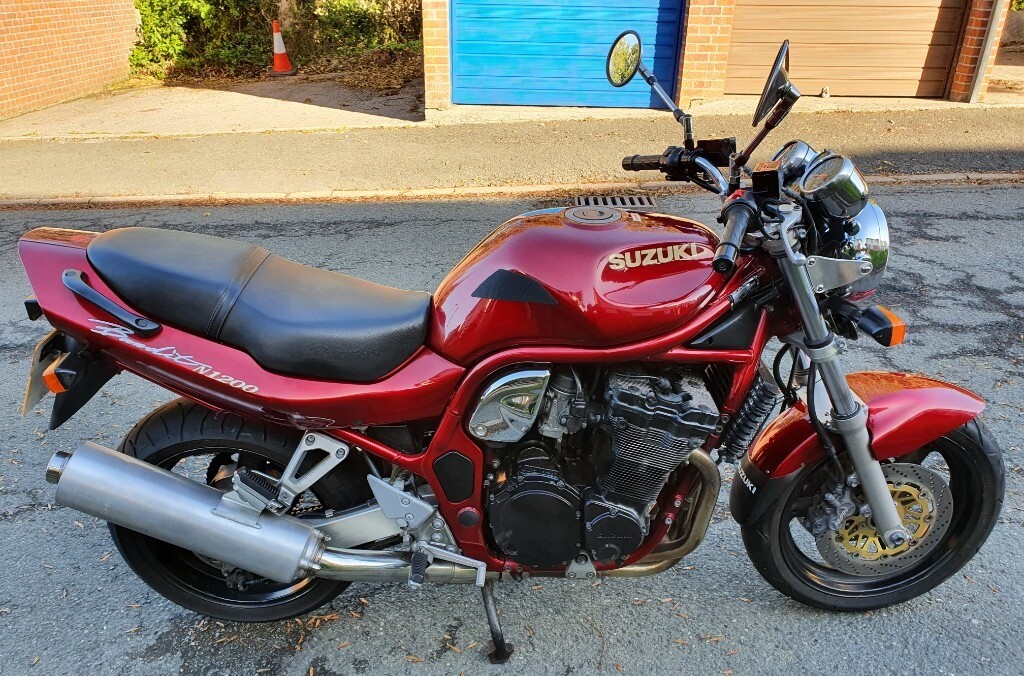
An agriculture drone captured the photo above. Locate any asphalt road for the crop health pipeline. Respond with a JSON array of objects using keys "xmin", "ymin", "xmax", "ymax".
[
  {"xmin": 0, "ymin": 184, "xmax": 1022, "ymax": 675},
  {"xmin": 1, "ymin": 107, "xmax": 1024, "ymax": 199}
]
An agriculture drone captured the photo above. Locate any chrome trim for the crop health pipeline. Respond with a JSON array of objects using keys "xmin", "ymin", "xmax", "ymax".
[
  {"xmin": 46, "ymin": 450, "xmax": 72, "ymax": 485},
  {"xmin": 314, "ymin": 548, "xmax": 499, "ymax": 585},
  {"xmin": 693, "ymin": 156, "xmax": 729, "ymax": 196},
  {"xmin": 841, "ymin": 201, "xmax": 889, "ymax": 295},
  {"xmin": 772, "ymin": 140, "xmax": 817, "ymax": 183},
  {"xmin": 799, "ymin": 154, "xmax": 869, "ymax": 220},
  {"xmin": 467, "ymin": 368, "xmax": 551, "ymax": 442}
]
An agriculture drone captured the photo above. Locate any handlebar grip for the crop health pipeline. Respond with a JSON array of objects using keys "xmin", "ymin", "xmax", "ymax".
[
  {"xmin": 622, "ymin": 154, "xmax": 663, "ymax": 172},
  {"xmin": 713, "ymin": 205, "xmax": 753, "ymax": 275}
]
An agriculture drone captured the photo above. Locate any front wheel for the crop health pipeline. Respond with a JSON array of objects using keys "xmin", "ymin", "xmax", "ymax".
[{"xmin": 742, "ymin": 418, "xmax": 1004, "ymax": 611}]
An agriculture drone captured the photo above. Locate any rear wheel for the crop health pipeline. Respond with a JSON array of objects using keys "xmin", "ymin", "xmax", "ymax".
[
  {"xmin": 110, "ymin": 399, "xmax": 373, "ymax": 622},
  {"xmin": 742, "ymin": 419, "xmax": 1004, "ymax": 611}
]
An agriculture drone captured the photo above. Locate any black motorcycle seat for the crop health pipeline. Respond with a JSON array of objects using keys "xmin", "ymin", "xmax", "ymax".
[{"xmin": 87, "ymin": 227, "xmax": 431, "ymax": 382}]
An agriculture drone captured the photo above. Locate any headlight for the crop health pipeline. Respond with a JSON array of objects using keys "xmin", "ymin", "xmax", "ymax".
[
  {"xmin": 800, "ymin": 154, "xmax": 869, "ymax": 220},
  {"xmin": 840, "ymin": 200, "xmax": 889, "ymax": 297}
]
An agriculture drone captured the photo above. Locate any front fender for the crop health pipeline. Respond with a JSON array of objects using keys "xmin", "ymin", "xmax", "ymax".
[{"xmin": 730, "ymin": 371, "xmax": 984, "ymax": 526}]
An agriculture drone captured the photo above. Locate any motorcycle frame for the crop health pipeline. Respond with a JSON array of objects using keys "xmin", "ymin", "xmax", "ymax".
[
  {"xmin": 21, "ymin": 229, "xmax": 771, "ymax": 574},
  {"xmin": 20, "ymin": 226, "xmax": 986, "ymax": 576}
]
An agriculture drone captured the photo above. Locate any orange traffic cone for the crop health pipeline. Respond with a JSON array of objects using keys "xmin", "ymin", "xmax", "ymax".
[{"xmin": 270, "ymin": 20, "xmax": 297, "ymax": 76}]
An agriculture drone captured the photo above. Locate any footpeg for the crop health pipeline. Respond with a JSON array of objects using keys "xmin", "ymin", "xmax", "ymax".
[
  {"xmin": 408, "ymin": 550, "xmax": 429, "ymax": 589},
  {"xmin": 236, "ymin": 467, "xmax": 280, "ymax": 502}
]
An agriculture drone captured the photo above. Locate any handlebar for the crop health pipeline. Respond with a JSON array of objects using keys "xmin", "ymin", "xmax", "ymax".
[
  {"xmin": 622, "ymin": 154, "xmax": 663, "ymax": 172},
  {"xmin": 621, "ymin": 151, "xmax": 727, "ymax": 196},
  {"xmin": 713, "ymin": 201, "xmax": 754, "ymax": 275}
]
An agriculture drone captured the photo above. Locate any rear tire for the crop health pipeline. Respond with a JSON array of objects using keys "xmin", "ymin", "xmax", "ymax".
[
  {"xmin": 109, "ymin": 399, "xmax": 372, "ymax": 622},
  {"xmin": 742, "ymin": 418, "xmax": 1004, "ymax": 611}
]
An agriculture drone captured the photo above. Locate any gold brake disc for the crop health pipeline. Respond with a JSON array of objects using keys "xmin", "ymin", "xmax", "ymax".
[{"xmin": 817, "ymin": 463, "xmax": 954, "ymax": 575}]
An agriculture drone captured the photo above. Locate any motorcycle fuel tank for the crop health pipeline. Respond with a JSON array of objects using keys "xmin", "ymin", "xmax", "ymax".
[{"xmin": 430, "ymin": 206, "xmax": 725, "ymax": 363}]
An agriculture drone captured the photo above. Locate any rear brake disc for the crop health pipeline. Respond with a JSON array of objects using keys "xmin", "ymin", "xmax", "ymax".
[{"xmin": 816, "ymin": 463, "xmax": 953, "ymax": 575}]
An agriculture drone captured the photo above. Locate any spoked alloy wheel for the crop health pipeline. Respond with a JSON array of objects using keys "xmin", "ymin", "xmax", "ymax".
[
  {"xmin": 742, "ymin": 419, "xmax": 1004, "ymax": 611},
  {"xmin": 110, "ymin": 400, "xmax": 375, "ymax": 622}
]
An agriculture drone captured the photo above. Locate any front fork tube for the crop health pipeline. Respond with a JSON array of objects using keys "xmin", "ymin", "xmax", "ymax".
[{"xmin": 775, "ymin": 253, "xmax": 910, "ymax": 548}]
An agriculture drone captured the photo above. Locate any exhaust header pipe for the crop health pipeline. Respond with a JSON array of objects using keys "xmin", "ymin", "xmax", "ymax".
[{"xmin": 47, "ymin": 443, "xmax": 486, "ymax": 585}]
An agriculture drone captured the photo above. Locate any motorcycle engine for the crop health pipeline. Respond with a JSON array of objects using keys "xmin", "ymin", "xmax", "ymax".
[{"xmin": 486, "ymin": 366, "xmax": 719, "ymax": 567}]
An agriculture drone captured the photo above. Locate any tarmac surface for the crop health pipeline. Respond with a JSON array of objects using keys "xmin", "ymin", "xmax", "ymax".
[
  {"xmin": 0, "ymin": 184, "xmax": 1022, "ymax": 674},
  {"xmin": 2, "ymin": 107, "xmax": 1024, "ymax": 201}
]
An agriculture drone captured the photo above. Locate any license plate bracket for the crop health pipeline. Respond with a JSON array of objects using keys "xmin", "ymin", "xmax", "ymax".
[{"xmin": 21, "ymin": 330, "xmax": 65, "ymax": 416}]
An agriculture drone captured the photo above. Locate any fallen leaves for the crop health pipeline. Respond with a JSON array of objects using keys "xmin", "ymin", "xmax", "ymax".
[
  {"xmin": 405, "ymin": 655, "xmax": 424, "ymax": 663},
  {"xmin": 701, "ymin": 634, "xmax": 725, "ymax": 644},
  {"xmin": 213, "ymin": 635, "xmax": 238, "ymax": 645},
  {"xmin": 337, "ymin": 641, "xmax": 350, "ymax": 651},
  {"xmin": 124, "ymin": 626, "xmax": 141, "ymax": 634}
]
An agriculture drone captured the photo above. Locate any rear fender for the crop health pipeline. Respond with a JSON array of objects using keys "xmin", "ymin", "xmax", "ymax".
[{"xmin": 730, "ymin": 371, "xmax": 985, "ymax": 526}]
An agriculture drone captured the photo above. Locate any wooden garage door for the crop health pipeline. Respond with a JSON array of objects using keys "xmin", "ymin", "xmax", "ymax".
[{"xmin": 725, "ymin": 0, "xmax": 968, "ymax": 97}]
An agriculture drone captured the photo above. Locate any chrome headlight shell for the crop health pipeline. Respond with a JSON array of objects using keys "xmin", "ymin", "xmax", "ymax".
[
  {"xmin": 840, "ymin": 200, "xmax": 889, "ymax": 297},
  {"xmin": 800, "ymin": 154, "xmax": 869, "ymax": 220}
]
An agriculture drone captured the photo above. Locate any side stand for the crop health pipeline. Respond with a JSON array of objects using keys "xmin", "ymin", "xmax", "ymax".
[{"xmin": 481, "ymin": 580, "xmax": 514, "ymax": 664}]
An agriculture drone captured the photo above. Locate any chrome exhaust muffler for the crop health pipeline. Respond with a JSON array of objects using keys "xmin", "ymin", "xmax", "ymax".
[{"xmin": 46, "ymin": 443, "xmax": 484, "ymax": 585}]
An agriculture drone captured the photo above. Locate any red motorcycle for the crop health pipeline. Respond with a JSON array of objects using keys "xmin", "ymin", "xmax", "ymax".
[{"xmin": 19, "ymin": 34, "xmax": 1003, "ymax": 662}]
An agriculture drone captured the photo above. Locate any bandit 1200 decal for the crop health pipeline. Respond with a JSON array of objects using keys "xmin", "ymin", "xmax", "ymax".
[{"xmin": 88, "ymin": 320, "xmax": 260, "ymax": 393}]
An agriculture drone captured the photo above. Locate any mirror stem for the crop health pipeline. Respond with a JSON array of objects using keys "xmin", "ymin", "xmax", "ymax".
[
  {"xmin": 729, "ymin": 84, "xmax": 801, "ymax": 191},
  {"xmin": 637, "ymin": 63, "xmax": 694, "ymax": 149}
]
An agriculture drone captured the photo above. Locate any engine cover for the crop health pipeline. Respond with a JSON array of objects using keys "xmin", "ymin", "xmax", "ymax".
[
  {"xmin": 582, "ymin": 489, "xmax": 646, "ymax": 564},
  {"xmin": 488, "ymin": 448, "xmax": 581, "ymax": 568}
]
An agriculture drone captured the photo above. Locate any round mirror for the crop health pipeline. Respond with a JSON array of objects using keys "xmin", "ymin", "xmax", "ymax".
[{"xmin": 607, "ymin": 30, "xmax": 642, "ymax": 88}]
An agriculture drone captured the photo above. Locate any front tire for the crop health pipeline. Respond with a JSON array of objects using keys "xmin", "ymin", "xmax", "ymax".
[
  {"xmin": 109, "ymin": 399, "xmax": 373, "ymax": 622},
  {"xmin": 742, "ymin": 418, "xmax": 1004, "ymax": 611}
]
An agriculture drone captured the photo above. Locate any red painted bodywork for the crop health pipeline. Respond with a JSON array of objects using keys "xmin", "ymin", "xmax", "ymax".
[
  {"xmin": 17, "ymin": 208, "xmax": 987, "ymax": 575},
  {"xmin": 19, "ymin": 229, "xmax": 464, "ymax": 429},
  {"xmin": 430, "ymin": 208, "xmax": 726, "ymax": 363},
  {"xmin": 747, "ymin": 371, "xmax": 986, "ymax": 478}
]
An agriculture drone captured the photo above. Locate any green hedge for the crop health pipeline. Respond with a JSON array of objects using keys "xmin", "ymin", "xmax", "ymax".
[{"xmin": 132, "ymin": 0, "xmax": 421, "ymax": 78}]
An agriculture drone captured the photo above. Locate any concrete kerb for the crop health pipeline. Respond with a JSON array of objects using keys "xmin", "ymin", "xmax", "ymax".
[{"xmin": 1, "ymin": 173, "xmax": 1021, "ymax": 210}]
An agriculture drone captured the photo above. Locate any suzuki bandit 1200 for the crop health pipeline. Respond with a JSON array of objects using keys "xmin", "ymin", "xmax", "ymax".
[{"xmin": 19, "ymin": 33, "xmax": 1003, "ymax": 662}]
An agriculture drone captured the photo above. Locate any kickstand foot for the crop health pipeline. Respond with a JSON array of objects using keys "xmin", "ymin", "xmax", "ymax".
[{"xmin": 481, "ymin": 580, "xmax": 514, "ymax": 664}]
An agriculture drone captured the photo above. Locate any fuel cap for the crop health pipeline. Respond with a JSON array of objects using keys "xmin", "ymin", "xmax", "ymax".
[{"xmin": 564, "ymin": 206, "xmax": 623, "ymax": 225}]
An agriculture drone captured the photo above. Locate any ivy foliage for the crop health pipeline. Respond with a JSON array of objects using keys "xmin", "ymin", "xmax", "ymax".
[{"xmin": 132, "ymin": 0, "xmax": 422, "ymax": 78}]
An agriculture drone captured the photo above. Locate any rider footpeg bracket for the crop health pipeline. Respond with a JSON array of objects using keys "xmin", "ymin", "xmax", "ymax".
[{"xmin": 275, "ymin": 433, "xmax": 350, "ymax": 511}]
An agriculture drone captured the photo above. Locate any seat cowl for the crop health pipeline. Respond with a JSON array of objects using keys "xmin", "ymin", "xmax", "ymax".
[{"xmin": 87, "ymin": 227, "xmax": 431, "ymax": 383}]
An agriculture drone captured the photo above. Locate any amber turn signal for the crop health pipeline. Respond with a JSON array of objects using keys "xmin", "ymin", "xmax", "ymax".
[
  {"xmin": 42, "ymin": 357, "xmax": 69, "ymax": 393},
  {"xmin": 857, "ymin": 305, "xmax": 906, "ymax": 347}
]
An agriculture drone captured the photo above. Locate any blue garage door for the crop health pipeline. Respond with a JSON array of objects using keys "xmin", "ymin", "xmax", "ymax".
[{"xmin": 451, "ymin": 0, "xmax": 684, "ymax": 108}]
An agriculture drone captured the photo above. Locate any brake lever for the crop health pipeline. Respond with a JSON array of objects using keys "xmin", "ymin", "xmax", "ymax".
[{"xmin": 775, "ymin": 204, "xmax": 806, "ymax": 266}]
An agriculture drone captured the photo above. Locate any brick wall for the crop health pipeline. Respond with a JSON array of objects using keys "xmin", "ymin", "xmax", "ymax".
[
  {"xmin": 0, "ymin": 1, "xmax": 138, "ymax": 120},
  {"xmin": 422, "ymin": 0, "xmax": 451, "ymax": 110},
  {"xmin": 675, "ymin": 0, "xmax": 736, "ymax": 105},
  {"xmin": 949, "ymin": 0, "xmax": 1009, "ymax": 102}
]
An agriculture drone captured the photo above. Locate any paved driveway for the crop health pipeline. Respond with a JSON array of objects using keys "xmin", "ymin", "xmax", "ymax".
[{"xmin": 0, "ymin": 184, "xmax": 1021, "ymax": 675}]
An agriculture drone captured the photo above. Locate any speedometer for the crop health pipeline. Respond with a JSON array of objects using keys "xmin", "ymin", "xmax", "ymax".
[
  {"xmin": 799, "ymin": 154, "xmax": 869, "ymax": 220},
  {"xmin": 771, "ymin": 140, "xmax": 818, "ymax": 183}
]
